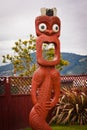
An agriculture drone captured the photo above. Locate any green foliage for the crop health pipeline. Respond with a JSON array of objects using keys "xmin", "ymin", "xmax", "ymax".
[
  {"xmin": 50, "ymin": 86, "xmax": 87, "ymax": 125},
  {"xmin": 42, "ymin": 43, "xmax": 69, "ymax": 70},
  {"xmin": 2, "ymin": 35, "xmax": 37, "ymax": 76},
  {"xmin": 2, "ymin": 34, "xmax": 69, "ymax": 76},
  {"xmin": 56, "ymin": 56, "xmax": 69, "ymax": 71}
]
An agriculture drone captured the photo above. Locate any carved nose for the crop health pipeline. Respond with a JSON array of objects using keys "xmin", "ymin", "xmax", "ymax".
[{"xmin": 45, "ymin": 30, "xmax": 54, "ymax": 35}]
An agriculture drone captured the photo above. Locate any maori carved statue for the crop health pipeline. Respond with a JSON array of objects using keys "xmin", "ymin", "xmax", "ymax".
[{"xmin": 29, "ymin": 8, "xmax": 61, "ymax": 130}]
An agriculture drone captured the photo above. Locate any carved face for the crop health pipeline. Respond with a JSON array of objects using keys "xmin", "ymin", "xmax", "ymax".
[{"xmin": 35, "ymin": 15, "xmax": 61, "ymax": 66}]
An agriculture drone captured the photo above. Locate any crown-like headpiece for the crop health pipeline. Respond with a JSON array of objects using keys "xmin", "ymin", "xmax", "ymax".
[{"xmin": 41, "ymin": 8, "xmax": 57, "ymax": 16}]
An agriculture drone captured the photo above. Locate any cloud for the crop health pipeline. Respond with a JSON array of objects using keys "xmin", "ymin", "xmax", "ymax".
[{"xmin": 0, "ymin": 0, "xmax": 87, "ymax": 66}]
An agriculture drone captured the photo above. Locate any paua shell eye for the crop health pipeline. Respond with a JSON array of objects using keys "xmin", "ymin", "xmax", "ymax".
[
  {"xmin": 39, "ymin": 23, "xmax": 47, "ymax": 32},
  {"xmin": 52, "ymin": 24, "xmax": 59, "ymax": 32}
]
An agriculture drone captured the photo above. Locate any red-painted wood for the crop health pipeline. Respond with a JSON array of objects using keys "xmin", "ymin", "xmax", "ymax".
[
  {"xmin": 0, "ymin": 75, "xmax": 87, "ymax": 130},
  {"xmin": 0, "ymin": 77, "xmax": 33, "ymax": 130}
]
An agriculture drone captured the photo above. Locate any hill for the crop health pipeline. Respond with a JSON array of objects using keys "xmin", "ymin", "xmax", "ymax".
[
  {"xmin": 0, "ymin": 52, "xmax": 87, "ymax": 76},
  {"xmin": 61, "ymin": 53, "xmax": 87, "ymax": 75}
]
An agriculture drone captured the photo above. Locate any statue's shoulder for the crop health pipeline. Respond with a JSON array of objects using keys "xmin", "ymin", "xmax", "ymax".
[
  {"xmin": 32, "ymin": 68, "xmax": 45, "ymax": 83},
  {"xmin": 51, "ymin": 69, "xmax": 60, "ymax": 80}
]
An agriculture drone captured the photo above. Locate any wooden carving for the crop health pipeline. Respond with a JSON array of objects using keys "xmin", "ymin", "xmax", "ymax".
[{"xmin": 29, "ymin": 8, "xmax": 61, "ymax": 130}]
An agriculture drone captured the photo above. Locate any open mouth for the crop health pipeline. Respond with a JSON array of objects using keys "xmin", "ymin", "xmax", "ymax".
[{"xmin": 42, "ymin": 42, "xmax": 56, "ymax": 61}]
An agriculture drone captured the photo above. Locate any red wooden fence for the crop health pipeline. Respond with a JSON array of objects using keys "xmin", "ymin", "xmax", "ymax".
[
  {"xmin": 0, "ymin": 75, "xmax": 87, "ymax": 130},
  {"xmin": 0, "ymin": 77, "xmax": 33, "ymax": 130}
]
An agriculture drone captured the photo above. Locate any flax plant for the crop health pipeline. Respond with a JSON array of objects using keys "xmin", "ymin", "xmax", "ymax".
[{"xmin": 49, "ymin": 86, "xmax": 87, "ymax": 125}]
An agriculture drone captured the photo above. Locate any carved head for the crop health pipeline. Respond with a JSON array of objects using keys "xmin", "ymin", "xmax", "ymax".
[{"xmin": 35, "ymin": 8, "xmax": 61, "ymax": 66}]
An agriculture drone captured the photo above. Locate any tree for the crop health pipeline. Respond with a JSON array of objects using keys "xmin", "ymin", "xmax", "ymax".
[
  {"xmin": 2, "ymin": 34, "xmax": 69, "ymax": 76},
  {"xmin": 2, "ymin": 34, "xmax": 37, "ymax": 76},
  {"xmin": 42, "ymin": 43, "xmax": 69, "ymax": 71}
]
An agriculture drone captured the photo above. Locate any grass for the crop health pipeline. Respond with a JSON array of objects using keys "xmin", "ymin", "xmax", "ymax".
[{"xmin": 24, "ymin": 125, "xmax": 87, "ymax": 130}]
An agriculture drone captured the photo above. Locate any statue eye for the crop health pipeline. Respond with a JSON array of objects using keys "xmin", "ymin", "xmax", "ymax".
[
  {"xmin": 52, "ymin": 24, "xmax": 59, "ymax": 32},
  {"xmin": 39, "ymin": 23, "xmax": 47, "ymax": 32}
]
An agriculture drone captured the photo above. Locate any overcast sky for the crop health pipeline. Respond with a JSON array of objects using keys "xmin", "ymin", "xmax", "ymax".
[{"xmin": 0, "ymin": 0, "xmax": 87, "ymax": 66}]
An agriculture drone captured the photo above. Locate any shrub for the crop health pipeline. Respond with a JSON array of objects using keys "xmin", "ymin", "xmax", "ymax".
[{"xmin": 49, "ymin": 86, "xmax": 87, "ymax": 125}]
